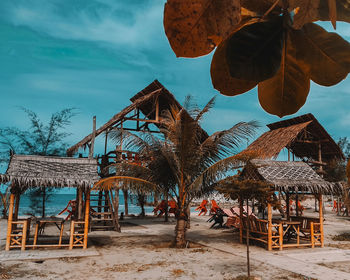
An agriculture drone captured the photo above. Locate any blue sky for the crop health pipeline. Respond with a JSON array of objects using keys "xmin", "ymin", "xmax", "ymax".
[{"xmin": 0, "ymin": 0, "xmax": 350, "ymax": 157}]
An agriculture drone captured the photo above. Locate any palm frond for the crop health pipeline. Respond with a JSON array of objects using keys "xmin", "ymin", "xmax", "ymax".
[
  {"xmin": 93, "ymin": 176, "xmax": 157, "ymax": 194},
  {"xmin": 194, "ymin": 96, "xmax": 216, "ymax": 122}
]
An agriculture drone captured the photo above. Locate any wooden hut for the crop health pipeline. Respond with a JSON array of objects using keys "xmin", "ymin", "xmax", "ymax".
[
  {"xmin": 0, "ymin": 154, "xmax": 100, "ymax": 250},
  {"xmin": 244, "ymin": 113, "xmax": 344, "ymax": 171},
  {"xmin": 66, "ymin": 80, "xmax": 208, "ymax": 226},
  {"xmin": 238, "ymin": 159, "xmax": 343, "ymax": 250}
]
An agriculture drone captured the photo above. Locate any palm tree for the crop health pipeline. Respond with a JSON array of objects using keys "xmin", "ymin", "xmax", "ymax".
[{"xmin": 94, "ymin": 97, "xmax": 258, "ymax": 247}]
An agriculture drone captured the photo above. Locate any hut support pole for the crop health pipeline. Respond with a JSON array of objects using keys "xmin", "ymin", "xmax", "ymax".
[
  {"xmin": 267, "ymin": 203, "xmax": 272, "ymax": 251},
  {"xmin": 83, "ymin": 189, "xmax": 90, "ymax": 249},
  {"xmin": 296, "ymin": 193, "xmax": 299, "ymax": 217},
  {"xmin": 246, "ymin": 198, "xmax": 250, "ymax": 278},
  {"xmin": 14, "ymin": 193, "xmax": 20, "ymax": 221},
  {"xmin": 286, "ymin": 193, "xmax": 290, "ymax": 219},
  {"xmin": 5, "ymin": 194, "xmax": 15, "ymax": 251},
  {"xmin": 319, "ymin": 193, "xmax": 324, "ymax": 247},
  {"xmin": 239, "ymin": 198, "xmax": 243, "ymax": 244}
]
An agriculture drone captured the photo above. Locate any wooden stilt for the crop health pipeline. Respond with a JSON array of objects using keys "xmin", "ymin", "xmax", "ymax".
[
  {"xmin": 279, "ymin": 223, "xmax": 283, "ymax": 250},
  {"xmin": 267, "ymin": 203, "xmax": 272, "ymax": 251},
  {"xmin": 310, "ymin": 222, "xmax": 315, "ymax": 248},
  {"xmin": 239, "ymin": 198, "xmax": 243, "ymax": 244},
  {"xmin": 5, "ymin": 193, "xmax": 15, "ymax": 251},
  {"xmin": 123, "ymin": 189, "xmax": 129, "ymax": 216},
  {"xmin": 77, "ymin": 187, "xmax": 83, "ymax": 220},
  {"xmin": 69, "ymin": 221, "xmax": 74, "ymax": 250},
  {"xmin": 83, "ymin": 189, "xmax": 90, "ymax": 249},
  {"xmin": 59, "ymin": 223, "xmax": 64, "ymax": 246},
  {"xmin": 319, "ymin": 193, "xmax": 324, "ymax": 247}
]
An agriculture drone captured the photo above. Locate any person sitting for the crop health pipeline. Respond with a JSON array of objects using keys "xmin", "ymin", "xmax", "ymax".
[
  {"xmin": 208, "ymin": 208, "xmax": 226, "ymax": 229},
  {"xmin": 195, "ymin": 199, "xmax": 208, "ymax": 216}
]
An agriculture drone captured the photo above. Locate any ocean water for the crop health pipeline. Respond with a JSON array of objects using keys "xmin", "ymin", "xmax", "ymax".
[{"xmin": 5, "ymin": 191, "xmax": 156, "ymax": 217}]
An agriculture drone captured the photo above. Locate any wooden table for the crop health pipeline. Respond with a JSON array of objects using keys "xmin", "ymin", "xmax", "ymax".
[
  {"xmin": 32, "ymin": 217, "xmax": 65, "ymax": 249},
  {"xmin": 274, "ymin": 220, "xmax": 301, "ymax": 248}
]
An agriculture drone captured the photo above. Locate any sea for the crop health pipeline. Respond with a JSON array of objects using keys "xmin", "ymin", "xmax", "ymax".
[{"xmin": 2, "ymin": 191, "xmax": 156, "ymax": 217}]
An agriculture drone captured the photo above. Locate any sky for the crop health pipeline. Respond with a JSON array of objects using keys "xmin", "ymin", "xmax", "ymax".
[{"xmin": 0, "ymin": 0, "xmax": 350, "ymax": 157}]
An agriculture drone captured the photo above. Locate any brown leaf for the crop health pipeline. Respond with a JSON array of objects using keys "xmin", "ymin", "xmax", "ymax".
[
  {"xmin": 163, "ymin": 0, "xmax": 241, "ymax": 58},
  {"xmin": 258, "ymin": 30, "xmax": 311, "ymax": 117},
  {"xmin": 293, "ymin": 23, "xmax": 350, "ymax": 86},
  {"xmin": 210, "ymin": 37, "xmax": 257, "ymax": 96},
  {"xmin": 226, "ymin": 17, "xmax": 284, "ymax": 82},
  {"xmin": 290, "ymin": 0, "xmax": 320, "ymax": 29},
  {"xmin": 241, "ymin": 0, "xmax": 282, "ymax": 15},
  {"xmin": 328, "ymin": 0, "xmax": 337, "ymax": 29}
]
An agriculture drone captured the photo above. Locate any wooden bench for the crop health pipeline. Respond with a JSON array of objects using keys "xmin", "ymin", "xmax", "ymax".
[
  {"xmin": 290, "ymin": 216, "xmax": 322, "ymax": 247},
  {"xmin": 241, "ymin": 215, "xmax": 283, "ymax": 250}
]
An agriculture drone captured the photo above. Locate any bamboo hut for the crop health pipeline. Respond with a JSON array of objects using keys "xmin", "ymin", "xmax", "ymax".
[
  {"xmin": 0, "ymin": 154, "xmax": 100, "ymax": 250},
  {"xmin": 238, "ymin": 159, "xmax": 343, "ymax": 250},
  {"xmin": 66, "ymin": 80, "xmax": 208, "ymax": 226},
  {"xmin": 244, "ymin": 113, "xmax": 344, "ymax": 168}
]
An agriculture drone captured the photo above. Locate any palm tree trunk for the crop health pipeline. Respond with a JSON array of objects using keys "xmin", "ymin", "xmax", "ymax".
[
  {"xmin": 42, "ymin": 187, "xmax": 46, "ymax": 218},
  {"xmin": 174, "ymin": 217, "xmax": 187, "ymax": 248}
]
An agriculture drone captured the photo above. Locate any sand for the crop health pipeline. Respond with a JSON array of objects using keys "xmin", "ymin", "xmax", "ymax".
[{"xmin": 1, "ymin": 205, "xmax": 350, "ymax": 280}]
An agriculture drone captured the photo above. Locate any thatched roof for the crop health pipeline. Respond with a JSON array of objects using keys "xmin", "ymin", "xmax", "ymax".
[
  {"xmin": 67, "ymin": 80, "xmax": 208, "ymax": 156},
  {"xmin": 0, "ymin": 154, "xmax": 100, "ymax": 189},
  {"xmin": 241, "ymin": 159, "xmax": 343, "ymax": 195},
  {"xmin": 244, "ymin": 114, "xmax": 344, "ymax": 162}
]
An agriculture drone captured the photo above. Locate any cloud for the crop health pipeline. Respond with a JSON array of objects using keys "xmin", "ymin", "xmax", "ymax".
[{"xmin": 4, "ymin": 0, "xmax": 166, "ymax": 50}]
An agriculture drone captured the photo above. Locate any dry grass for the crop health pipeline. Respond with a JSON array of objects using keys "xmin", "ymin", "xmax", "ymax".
[
  {"xmin": 331, "ymin": 232, "xmax": 350, "ymax": 241},
  {"xmin": 105, "ymin": 261, "xmax": 168, "ymax": 273}
]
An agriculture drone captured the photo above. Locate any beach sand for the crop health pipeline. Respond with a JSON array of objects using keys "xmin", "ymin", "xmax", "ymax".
[{"xmin": 1, "ymin": 205, "xmax": 350, "ymax": 280}]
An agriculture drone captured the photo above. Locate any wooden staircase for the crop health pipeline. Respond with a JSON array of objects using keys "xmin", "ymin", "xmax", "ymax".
[{"xmin": 90, "ymin": 190, "xmax": 116, "ymax": 231}]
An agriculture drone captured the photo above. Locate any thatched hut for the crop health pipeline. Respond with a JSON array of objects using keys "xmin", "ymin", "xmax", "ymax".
[
  {"xmin": 236, "ymin": 159, "xmax": 343, "ymax": 250},
  {"xmin": 66, "ymin": 80, "xmax": 208, "ymax": 223},
  {"xmin": 244, "ymin": 114, "xmax": 344, "ymax": 169},
  {"xmin": 0, "ymin": 154, "xmax": 100, "ymax": 251}
]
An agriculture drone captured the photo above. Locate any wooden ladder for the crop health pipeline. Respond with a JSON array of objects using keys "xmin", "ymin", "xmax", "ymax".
[{"xmin": 89, "ymin": 190, "xmax": 116, "ymax": 231}]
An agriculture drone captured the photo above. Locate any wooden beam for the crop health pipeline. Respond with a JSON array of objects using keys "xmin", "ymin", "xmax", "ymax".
[
  {"xmin": 239, "ymin": 198, "xmax": 243, "ymax": 244},
  {"xmin": 295, "ymin": 139, "xmax": 329, "ymax": 144},
  {"xmin": 83, "ymin": 189, "xmax": 90, "ymax": 249},
  {"xmin": 267, "ymin": 203, "xmax": 272, "ymax": 251},
  {"xmin": 319, "ymin": 193, "xmax": 324, "ymax": 247},
  {"xmin": 5, "ymin": 193, "xmax": 15, "ymax": 251},
  {"xmin": 155, "ymin": 97, "xmax": 159, "ymax": 122},
  {"xmin": 89, "ymin": 116, "xmax": 96, "ymax": 159}
]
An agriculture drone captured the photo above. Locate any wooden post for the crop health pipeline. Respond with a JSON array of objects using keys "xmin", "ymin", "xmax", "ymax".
[
  {"xmin": 5, "ymin": 193, "xmax": 15, "ymax": 251},
  {"xmin": 89, "ymin": 116, "xmax": 96, "ymax": 159},
  {"xmin": 239, "ymin": 198, "xmax": 243, "ymax": 244},
  {"xmin": 77, "ymin": 187, "xmax": 83, "ymax": 220},
  {"xmin": 104, "ymin": 130, "xmax": 108, "ymax": 155},
  {"xmin": 296, "ymin": 193, "xmax": 299, "ymax": 217},
  {"xmin": 83, "ymin": 189, "xmax": 90, "ymax": 249},
  {"xmin": 69, "ymin": 221, "xmax": 74, "ymax": 250},
  {"xmin": 310, "ymin": 222, "xmax": 315, "ymax": 248},
  {"xmin": 286, "ymin": 193, "xmax": 290, "ymax": 219},
  {"xmin": 21, "ymin": 221, "xmax": 27, "ymax": 251},
  {"xmin": 279, "ymin": 224, "xmax": 283, "ymax": 250},
  {"xmin": 267, "ymin": 203, "xmax": 272, "ymax": 251},
  {"xmin": 14, "ymin": 193, "xmax": 20, "ymax": 221},
  {"xmin": 319, "ymin": 193, "xmax": 324, "ymax": 247},
  {"xmin": 123, "ymin": 189, "xmax": 129, "ymax": 216}
]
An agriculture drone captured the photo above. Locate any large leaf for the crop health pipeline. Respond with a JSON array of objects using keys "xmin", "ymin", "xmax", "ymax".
[
  {"xmin": 258, "ymin": 30, "xmax": 311, "ymax": 117},
  {"xmin": 226, "ymin": 17, "xmax": 284, "ymax": 82},
  {"xmin": 293, "ymin": 23, "xmax": 350, "ymax": 86},
  {"xmin": 319, "ymin": 0, "xmax": 350, "ymax": 24},
  {"xmin": 163, "ymin": 0, "xmax": 241, "ymax": 58},
  {"xmin": 241, "ymin": 0, "xmax": 282, "ymax": 16},
  {"xmin": 290, "ymin": 0, "xmax": 350, "ymax": 28},
  {"xmin": 210, "ymin": 20, "xmax": 258, "ymax": 96}
]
